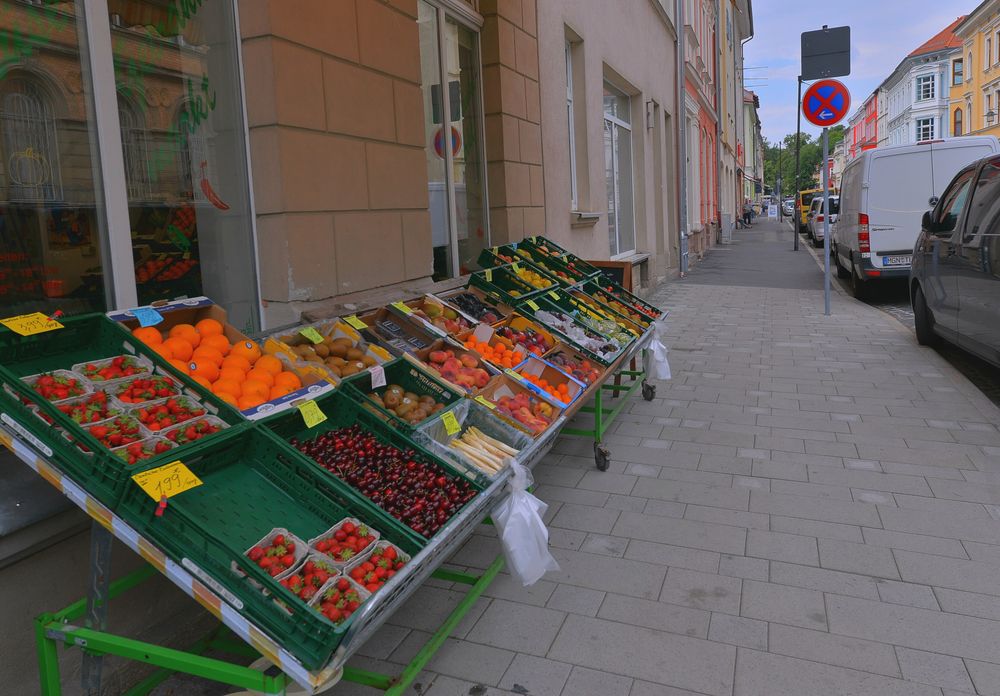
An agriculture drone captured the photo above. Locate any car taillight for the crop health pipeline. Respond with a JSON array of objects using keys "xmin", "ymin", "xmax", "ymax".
[
  {"xmin": 816, "ymin": 215, "xmax": 824, "ymax": 222},
  {"xmin": 858, "ymin": 213, "xmax": 870, "ymax": 253}
]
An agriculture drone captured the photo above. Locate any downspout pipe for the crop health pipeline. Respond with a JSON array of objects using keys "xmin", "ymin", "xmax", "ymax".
[
  {"xmin": 677, "ymin": 0, "xmax": 688, "ymax": 275},
  {"xmin": 714, "ymin": 3, "xmax": 723, "ymax": 243}
]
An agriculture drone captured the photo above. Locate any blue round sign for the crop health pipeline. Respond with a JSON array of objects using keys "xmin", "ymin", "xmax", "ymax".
[{"xmin": 803, "ymin": 79, "xmax": 850, "ymax": 127}]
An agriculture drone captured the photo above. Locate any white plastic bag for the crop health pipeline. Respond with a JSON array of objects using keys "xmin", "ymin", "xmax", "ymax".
[
  {"xmin": 493, "ymin": 462, "xmax": 560, "ymax": 586},
  {"xmin": 643, "ymin": 321, "xmax": 672, "ymax": 381}
]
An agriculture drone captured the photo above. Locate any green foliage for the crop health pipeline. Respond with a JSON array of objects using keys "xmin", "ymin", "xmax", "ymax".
[{"xmin": 763, "ymin": 125, "xmax": 847, "ymax": 196}]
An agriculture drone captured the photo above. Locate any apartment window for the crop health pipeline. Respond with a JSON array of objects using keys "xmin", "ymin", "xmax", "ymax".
[
  {"xmin": 953, "ymin": 58, "xmax": 964, "ymax": 85},
  {"xmin": 915, "ymin": 74, "xmax": 935, "ymax": 101},
  {"xmin": 566, "ymin": 40, "xmax": 577, "ymax": 208},
  {"xmin": 916, "ymin": 117, "xmax": 935, "ymax": 142},
  {"xmin": 954, "ymin": 107, "xmax": 964, "ymax": 136},
  {"xmin": 603, "ymin": 81, "xmax": 635, "ymax": 257}
]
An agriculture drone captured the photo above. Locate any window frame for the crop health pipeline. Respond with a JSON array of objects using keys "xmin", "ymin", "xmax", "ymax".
[
  {"xmin": 916, "ymin": 117, "xmax": 935, "ymax": 142},
  {"xmin": 954, "ymin": 107, "xmax": 964, "ymax": 137},
  {"xmin": 915, "ymin": 74, "xmax": 935, "ymax": 102},
  {"xmin": 953, "ymin": 58, "xmax": 964, "ymax": 86},
  {"xmin": 603, "ymin": 80, "xmax": 636, "ymax": 259}
]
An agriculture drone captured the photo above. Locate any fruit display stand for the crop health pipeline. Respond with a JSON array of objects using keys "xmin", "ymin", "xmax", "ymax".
[{"xmin": 4, "ymin": 235, "xmax": 665, "ymax": 695}]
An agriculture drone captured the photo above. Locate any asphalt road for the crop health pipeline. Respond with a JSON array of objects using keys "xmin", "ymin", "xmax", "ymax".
[{"xmin": 791, "ymin": 221, "xmax": 1000, "ymax": 407}]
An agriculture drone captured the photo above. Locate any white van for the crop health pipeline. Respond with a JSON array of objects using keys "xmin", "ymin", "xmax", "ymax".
[{"xmin": 833, "ymin": 136, "xmax": 1000, "ymax": 298}]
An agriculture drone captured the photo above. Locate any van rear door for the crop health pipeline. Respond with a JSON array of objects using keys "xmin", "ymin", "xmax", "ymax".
[{"xmin": 867, "ymin": 150, "xmax": 932, "ymax": 270}]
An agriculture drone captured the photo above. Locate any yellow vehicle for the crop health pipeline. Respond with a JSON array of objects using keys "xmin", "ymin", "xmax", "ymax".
[{"xmin": 797, "ymin": 187, "xmax": 838, "ymax": 232}]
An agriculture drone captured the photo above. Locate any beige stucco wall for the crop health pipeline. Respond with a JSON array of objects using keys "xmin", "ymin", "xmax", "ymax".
[{"xmin": 537, "ymin": 0, "xmax": 678, "ymax": 282}]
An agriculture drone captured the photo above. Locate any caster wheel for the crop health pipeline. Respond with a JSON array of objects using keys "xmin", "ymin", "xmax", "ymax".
[
  {"xmin": 594, "ymin": 442, "xmax": 610, "ymax": 471},
  {"xmin": 642, "ymin": 381, "xmax": 656, "ymax": 401}
]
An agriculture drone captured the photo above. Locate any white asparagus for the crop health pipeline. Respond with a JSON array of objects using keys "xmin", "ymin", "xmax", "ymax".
[
  {"xmin": 451, "ymin": 440, "xmax": 502, "ymax": 472},
  {"xmin": 467, "ymin": 427, "xmax": 518, "ymax": 456},
  {"xmin": 464, "ymin": 430, "xmax": 518, "ymax": 461}
]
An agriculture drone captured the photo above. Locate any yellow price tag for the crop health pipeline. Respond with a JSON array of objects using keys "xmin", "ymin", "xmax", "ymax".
[
  {"xmin": 441, "ymin": 410, "xmax": 461, "ymax": 435},
  {"xmin": 131, "ymin": 460, "xmax": 202, "ymax": 501},
  {"xmin": 526, "ymin": 300, "xmax": 539, "ymax": 311},
  {"xmin": 1, "ymin": 312, "xmax": 63, "ymax": 337},
  {"xmin": 391, "ymin": 301, "xmax": 413, "ymax": 315},
  {"xmin": 511, "ymin": 262, "xmax": 520, "ymax": 272},
  {"xmin": 299, "ymin": 327, "xmax": 324, "ymax": 344},
  {"xmin": 492, "ymin": 246, "xmax": 498, "ymax": 254},
  {"xmin": 548, "ymin": 291, "xmax": 560, "ymax": 300},
  {"xmin": 505, "ymin": 368, "xmax": 522, "ymax": 381},
  {"xmin": 475, "ymin": 396, "xmax": 496, "ymax": 410},
  {"xmin": 485, "ymin": 269, "xmax": 493, "ymax": 282},
  {"xmin": 298, "ymin": 400, "xmax": 327, "ymax": 428},
  {"xmin": 344, "ymin": 315, "xmax": 367, "ymax": 330}
]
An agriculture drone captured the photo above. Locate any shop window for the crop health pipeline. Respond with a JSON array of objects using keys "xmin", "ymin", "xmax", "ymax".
[
  {"xmin": 603, "ymin": 81, "xmax": 635, "ymax": 257},
  {"xmin": 118, "ymin": 96, "xmax": 151, "ymax": 202},
  {"xmin": 418, "ymin": 1, "xmax": 489, "ymax": 280}
]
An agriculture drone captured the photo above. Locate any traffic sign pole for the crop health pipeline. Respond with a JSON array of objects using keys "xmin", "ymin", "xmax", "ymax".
[{"xmin": 822, "ymin": 127, "xmax": 831, "ymax": 317}]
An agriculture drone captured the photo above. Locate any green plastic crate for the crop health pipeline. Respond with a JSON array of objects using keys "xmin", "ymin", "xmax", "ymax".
[
  {"xmin": 516, "ymin": 296, "xmax": 627, "ymax": 367},
  {"xmin": 339, "ymin": 357, "xmax": 462, "ymax": 431},
  {"xmin": 478, "ymin": 245, "xmax": 589, "ymax": 288},
  {"xmin": 576, "ymin": 280, "xmax": 655, "ymax": 331},
  {"xmin": 0, "ymin": 314, "xmax": 247, "ymax": 509},
  {"xmin": 518, "ymin": 237, "xmax": 604, "ymax": 277},
  {"xmin": 468, "ymin": 265, "xmax": 546, "ymax": 306},
  {"xmin": 117, "ymin": 426, "xmax": 424, "ymax": 672},
  {"xmin": 585, "ymin": 277, "xmax": 664, "ymax": 320},
  {"xmin": 261, "ymin": 389, "xmax": 485, "ymax": 539}
]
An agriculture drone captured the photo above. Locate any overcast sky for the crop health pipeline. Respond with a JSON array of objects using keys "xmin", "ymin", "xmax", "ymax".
[{"xmin": 744, "ymin": 2, "xmax": 973, "ymax": 143}]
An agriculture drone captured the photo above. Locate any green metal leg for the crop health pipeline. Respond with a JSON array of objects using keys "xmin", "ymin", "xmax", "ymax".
[
  {"xmin": 340, "ymin": 553, "xmax": 506, "ymax": 695},
  {"xmin": 35, "ymin": 613, "xmax": 62, "ymax": 696}
]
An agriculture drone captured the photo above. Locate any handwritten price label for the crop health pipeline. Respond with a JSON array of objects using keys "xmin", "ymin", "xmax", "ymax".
[
  {"xmin": 298, "ymin": 400, "xmax": 327, "ymax": 428},
  {"xmin": 391, "ymin": 301, "xmax": 413, "ymax": 315},
  {"xmin": 131, "ymin": 461, "xmax": 202, "ymax": 501},
  {"xmin": 441, "ymin": 410, "xmax": 461, "ymax": 435},
  {"xmin": 299, "ymin": 327, "xmax": 324, "ymax": 344},
  {"xmin": 526, "ymin": 300, "xmax": 540, "ymax": 311},
  {"xmin": 548, "ymin": 291, "xmax": 560, "ymax": 301},
  {"xmin": 474, "ymin": 396, "xmax": 496, "ymax": 410},
  {"xmin": 369, "ymin": 364, "xmax": 386, "ymax": 388},
  {"xmin": 1, "ymin": 312, "xmax": 64, "ymax": 337},
  {"xmin": 344, "ymin": 315, "xmax": 367, "ymax": 330}
]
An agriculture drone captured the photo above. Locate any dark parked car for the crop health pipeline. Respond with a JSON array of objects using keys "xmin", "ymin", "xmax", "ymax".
[{"xmin": 911, "ymin": 154, "xmax": 1000, "ymax": 366}]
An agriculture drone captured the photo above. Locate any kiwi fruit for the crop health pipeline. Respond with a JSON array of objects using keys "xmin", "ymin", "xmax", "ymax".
[
  {"xmin": 328, "ymin": 356, "xmax": 347, "ymax": 367},
  {"xmin": 345, "ymin": 347, "xmax": 364, "ymax": 361},
  {"xmin": 326, "ymin": 365, "xmax": 342, "ymax": 377},
  {"xmin": 360, "ymin": 355, "xmax": 376, "ymax": 367},
  {"xmin": 314, "ymin": 343, "xmax": 330, "ymax": 358},
  {"xmin": 329, "ymin": 343, "xmax": 348, "ymax": 358},
  {"xmin": 383, "ymin": 391, "xmax": 401, "ymax": 408}
]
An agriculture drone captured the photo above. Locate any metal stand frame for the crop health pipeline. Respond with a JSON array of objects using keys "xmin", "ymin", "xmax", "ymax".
[{"xmin": 35, "ymin": 538, "xmax": 506, "ymax": 696}]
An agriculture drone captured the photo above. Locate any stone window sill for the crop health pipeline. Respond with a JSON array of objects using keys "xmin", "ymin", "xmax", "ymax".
[{"xmin": 571, "ymin": 211, "xmax": 601, "ymax": 228}]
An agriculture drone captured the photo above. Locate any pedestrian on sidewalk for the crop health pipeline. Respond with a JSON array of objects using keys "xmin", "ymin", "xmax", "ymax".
[{"xmin": 742, "ymin": 199, "xmax": 752, "ymax": 226}]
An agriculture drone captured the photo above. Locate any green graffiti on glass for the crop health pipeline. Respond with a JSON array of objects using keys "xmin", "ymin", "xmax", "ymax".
[
  {"xmin": 166, "ymin": 224, "xmax": 191, "ymax": 251},
  {"xmin": 0, "ymin": 6, "xmax": 73, "ymax": 74}
]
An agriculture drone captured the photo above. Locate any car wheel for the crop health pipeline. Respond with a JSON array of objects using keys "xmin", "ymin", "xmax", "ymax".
[
  {"xmin": 912, "ymin": 284, "xmax": 938, "ymax": 346},
  {"xmin": 812, "ymin": 234, "xmax": 823, "ymax": 249},
  {"xmin": 850, "ymin": 263, "xmax": 867, "ymax": 300},
  {"xmin": 834, "ymin": 246, "xmax": 850, "ymax": 278}
]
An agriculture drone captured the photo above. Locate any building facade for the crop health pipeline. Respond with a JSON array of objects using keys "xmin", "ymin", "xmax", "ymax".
[
  {"xmin": 741, "ymin": 89, "xmax": 761, "ymax": 204},
  {"xmin": 538, "ymin": 0, "xmax": 678, "ymax": 285},
  {"xmin": 847, "ymin": 90, "xmax": 879, "ymax": 160},
  {"xmin": 716, "ymin": 0, "xmax": 752, "ymax": 240},
  {"xmin": 682, "ymin": 0, "xmax": 719, "ymax": 256},
  {"xmin": 884, "ymin": 17, "xmax": 964, "ymax": 146},
  {"xmin": 952, "ymin": 2, "xmax": 1000, "ymax": 139}
]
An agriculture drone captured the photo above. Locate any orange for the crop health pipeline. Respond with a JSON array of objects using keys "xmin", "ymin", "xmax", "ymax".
[
  {"xmin": 221, "ymin": 355, "xmax": 252, "ymax": 373},
  {"xmin": 168, "ymin": 324, "xmax": 201, "ymax": 348},
  {"xmin": 132, "ymin": 326, "xmax": 162, "ymax": 345},
  {"xmin": 216, "ymin": 392, "xmax": 238, "ymax": 407},
  {"xmin": 162, "ymin": 337, "xmax": 194, "ymax": 361},
  {"xmin": 192, "ymin": 346, "xmax": 224, "ymax": 366},
  {"xmin": 240, "ymin": 380, "xmax": 269, "ymax": 400},
  {"xmin": 230, "ymin": 340, "xmax": 261, "ymax": 364},
  {"xmin": 245, "ymin": 368, "xmax": 274, "ymax": 387},
  {"xmin": 195, "ymin": 318, "xmax": 224, "ymax": 336},
  {"xmin": 212, "ymin": 379, "xmax": 242, "ymax": 398},
  {"xmin": 187, "ymin": 358, "xmax": 220, "ymax": 382},
  {"xmin": 168, "ymin": 358, "xmax": 191, "ymax": 375},
  {"xmin": 237, "ymin": 395, "xmax": 265, "ymax": 410},
  {"xmin": 269, "ymin": 385, "xmax": 295, "ymax": 400},
  {"xmin": 201, "ymin": 333, "xmax": 230, "ymax": 355},
  {"xmin": 218, "ymin": 367, "xmax": 247, "ymax": 384},
  {"xmin": 273, "ymin": 371, "xmax": 302, "ymax": 390},
  {"xmin": 255, "ymin": 354, "xmax": 283, "ymax": 376},
  {"xmin": 151, "ymin": 342, "xmax": 174, "ymax": 360},
  {"xmin": 191, "ymin": 375, "xmax": 213, "ymax": 391}
]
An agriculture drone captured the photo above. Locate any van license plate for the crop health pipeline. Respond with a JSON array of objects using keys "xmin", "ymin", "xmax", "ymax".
[{"xmin": 883, "ymin": 255, "xmax": 911, "ymax": 267}]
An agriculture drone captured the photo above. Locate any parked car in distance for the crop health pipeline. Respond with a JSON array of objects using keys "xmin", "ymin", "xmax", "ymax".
[
  {"xmin": 807, "ymin": 195, "xmax": 839, "ymax": 247},
  {"xmin": 782, "ymin": 199, "xmax": 795, "ymax": 217},
  {"xmin": 833, "ymin": 136, "xmax": 1000, "ymax": 299},
  {"xmin": 797, "ymin": 188, "xmax": 823, "ymax": 233},
  {"xmin": 911, "ymin": 154, "xmax": 1000, "ymax": 367}
]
